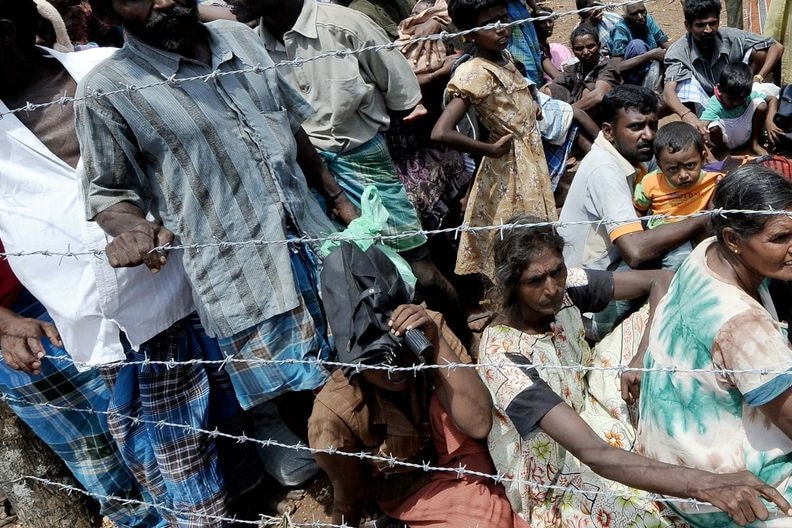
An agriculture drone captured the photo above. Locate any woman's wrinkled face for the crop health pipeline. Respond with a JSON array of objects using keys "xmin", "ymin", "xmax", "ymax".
[
  {"xmin": 516, "ymin": 246, "xmax": 568, "ymax": 318},
  {"xmin": 733, "ymin": 214, "xmax": 792, "ymax": 282}
]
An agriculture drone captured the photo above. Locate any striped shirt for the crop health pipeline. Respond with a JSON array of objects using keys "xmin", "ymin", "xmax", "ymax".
[{"xmin": 76, "ymin": 20, "xmax": 337, "ymax": 338}]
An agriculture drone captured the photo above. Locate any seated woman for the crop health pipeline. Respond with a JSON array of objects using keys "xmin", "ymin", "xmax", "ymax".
[
  {"xmin": 308, "ymin": 303, "xmax": 527, "ymax": 528},
  {"xmin": 638, "ymin": 165, "xmax": 792, "ymax": 527},
  {"xmin": 478, "ymin": 213, "xmax": 792, "ymax": 527}
]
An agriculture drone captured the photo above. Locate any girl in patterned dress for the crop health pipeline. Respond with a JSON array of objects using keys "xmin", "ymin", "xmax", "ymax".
[{"xmin": 431, "ymin": 0, "xmax": 556, "ymax": 278}]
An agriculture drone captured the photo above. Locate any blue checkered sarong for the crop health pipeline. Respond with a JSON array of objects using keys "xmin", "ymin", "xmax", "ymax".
[
  {"xmin": 100, "ymin": 313, "xmax": 258, "ymax": 528},
  {"xmin": 0, "ymin": 290, "xmax": 164, "ymax": 528},
  {"xmin": 217, "ymin": 241, "xmax": 332, "ymax": 410}
]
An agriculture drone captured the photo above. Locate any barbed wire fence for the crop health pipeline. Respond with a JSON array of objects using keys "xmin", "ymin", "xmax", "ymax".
[{"xmin": 1, "ymin": 0, "xmax": 791, "ymax": 525}]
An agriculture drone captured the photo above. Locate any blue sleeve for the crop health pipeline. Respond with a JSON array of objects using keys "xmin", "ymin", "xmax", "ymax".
[
  {"xmin": 648, "ymin": 16, "xmax": 669, "ymax": 45},
  {"xmin": 609, "ymin": 23, "xmax": 630, "ymax": 57}
]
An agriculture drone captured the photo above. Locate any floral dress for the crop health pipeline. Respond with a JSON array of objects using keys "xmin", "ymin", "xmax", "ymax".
[
  {"xmin": 477, "ymin": 269, "xmax": 685, "ymax": 527},
  {"xmin": 447, "ymin": 56, "xmax": 556, "ymax": 277}
]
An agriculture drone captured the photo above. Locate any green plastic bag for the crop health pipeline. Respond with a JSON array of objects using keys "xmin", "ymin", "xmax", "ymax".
[{"xmin": 320, "ymin": 185, "xmax": 417, "ymax": 289}]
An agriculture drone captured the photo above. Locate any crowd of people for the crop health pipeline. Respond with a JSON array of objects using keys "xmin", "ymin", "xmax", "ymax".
[{"xmin": 0, "ymin": 0, "xmax": 791, "ymax": 527}]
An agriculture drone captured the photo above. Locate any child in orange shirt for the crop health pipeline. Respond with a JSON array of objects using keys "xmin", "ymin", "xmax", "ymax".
[{"xmin": 633, "ymin": 121, "xmax": 722, "ymax": 269}]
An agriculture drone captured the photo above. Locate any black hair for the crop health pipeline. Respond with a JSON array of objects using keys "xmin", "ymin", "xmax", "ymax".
[
  {"xmin": 576, "ymin": 0, "xmax": 599, "ymax": 18},
  {"xmin": 654, "ymin": 121, "xmax": 705, "ymax": 158},
  {"xmin": 601, "ymin": 84, "xmax": 659, "ymax": 121},
  {"xmin": 711, "ymin": 165, "xmax": 792, "ymax": 242},
  {"xmin": 0, "ymin": 0, "xmax": 39, "ymax": 48},
  {"xmin": 683, "ymin": 0, "xmax": 721, "ymax": 23},
  {"xmin": 570, "ymin": 23, "xmax": 599, "ymax": 46},
  {"xmin": 448, "ymin": 0, "xmax": 508, "ymax": 30},
  {"xmin": 718, "ymin": 62, "xmax": 752, "ymax": 98},
  {"xmin": 489, "ymin": 214, "xmax": 565, "ymax": 315}
]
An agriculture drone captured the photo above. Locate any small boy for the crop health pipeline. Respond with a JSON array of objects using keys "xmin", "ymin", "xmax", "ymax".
[
  {"xmin": 700, "ymin": 62, "xmax": 779, "ymax": 156},
  {"xmin": 633, "ymin": 121, "xmax": 722, "ymax": 269}
]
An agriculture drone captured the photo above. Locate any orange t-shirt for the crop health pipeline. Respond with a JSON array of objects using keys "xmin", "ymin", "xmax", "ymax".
[{"xmin": 633, "ymin": 170, "xmax": 721, "ymax": 228}]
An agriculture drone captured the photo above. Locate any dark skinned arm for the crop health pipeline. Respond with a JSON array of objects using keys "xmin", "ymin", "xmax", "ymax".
[
  {"xmin": 94, "ymin": 202, "xmax": 173, "ymax": 272},
  {"xmin": 0, "ymin": 307, "xmax": 62, "ymax": 375},
  {"xmin": 609, "ymin": 269, "xmax": 674, "ymax": 403},
  {"xmin": 294, "ymin": 128, "xmax": 359, "ymax": 225},
  {"xmin": 389, "ymin": 304, "xmax": 492, "ymax": 439},
  {"xmin": 540, "ymin": 403, "xmax": 792, "ymax": 526},
  {"xmin": 611, "ymin": 48, "xmax": 666, "ymax": 73},
  {"xmin": 613, "ymin": 214, "xmax": 709, "ymax": 269},
  {"xmin": 573, "ymin": 80, "xmax": 613, "ymax": 112},
  {"xmin": 431, "ymin": 97, "xmax": 513, "ymax": 158},
  {"xmin": 756, "ymin": 42, "xmax": 784, "ymax": 81}
]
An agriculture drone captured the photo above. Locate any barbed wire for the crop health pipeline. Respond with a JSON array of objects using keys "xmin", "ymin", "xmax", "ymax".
[
  {"xmin": 29, "ymin": 350, "xmax": 792, "ymax": 378},
  {"xmin": 0, "ymin": 0, "xmax": 646, "ymax": 120},
  {"xmin": 1, "ymin": 208, "xmax": 790, "ymax": 260},
  {"xmin": 0, "ymin": 390, "xmax": 721, "ymax": 513}
]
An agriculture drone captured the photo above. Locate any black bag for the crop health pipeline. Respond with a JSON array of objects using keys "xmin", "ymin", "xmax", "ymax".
[
  {"xmin": 773, "ymin": 84, "xmax": 792, "ymax": 151},
  {"xmin": 320, "ymin": 243, "xmax": 414, "ymax": 378}
]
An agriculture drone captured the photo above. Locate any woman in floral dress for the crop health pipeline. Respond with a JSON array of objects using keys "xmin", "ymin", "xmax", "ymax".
[{"xmin": 476, "ymin": 213, "xmax": 792, "ymax": 527}]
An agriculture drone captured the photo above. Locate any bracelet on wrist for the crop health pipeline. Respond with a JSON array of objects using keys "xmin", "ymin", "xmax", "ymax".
[
  {"xmin": 328, "ymin": 189, "xmax": 345, "ymax": 201},
  {"xmin": 680, "ymin": 110, "xmax": 693, "ymax": 119}
]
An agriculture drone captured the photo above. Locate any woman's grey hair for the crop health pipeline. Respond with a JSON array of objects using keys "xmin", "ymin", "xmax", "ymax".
[{"xmin": 711, "ymin": 165, "xmax": 792, "ymax": 242}]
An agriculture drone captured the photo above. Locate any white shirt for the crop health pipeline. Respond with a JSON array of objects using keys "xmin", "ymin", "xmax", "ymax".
[{"xmin": 0, "ymin": 47, "xmax": 194, "ymax": 366}]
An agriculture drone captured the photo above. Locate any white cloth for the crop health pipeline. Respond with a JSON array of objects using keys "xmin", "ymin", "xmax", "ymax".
[
  {"xmin": 559, "ymin": 132, "xmax": 648, "ymax": 271},
  {"xmin": 707, "ymin": 96, "xmax": 767, "ymax": 149},
  {"xmin": 0, "ymin": 47, "xmax": 194, "ymax": 366}
]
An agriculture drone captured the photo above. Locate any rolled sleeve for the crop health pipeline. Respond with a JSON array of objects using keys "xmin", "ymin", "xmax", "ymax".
[
  {"xmin": 713, "ymin": 308, "xmax": 792, "ymax": 406},
  {"xmin": 74, "ymin": 91, "xmax": 151, "ymax": 220},
  {"xmin": 587, "ymin": 161, "xmax": 643, "ymax": 241}
]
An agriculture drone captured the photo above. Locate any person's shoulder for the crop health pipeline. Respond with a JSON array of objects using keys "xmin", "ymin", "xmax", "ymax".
[
  {"xmin": 207, "ymin": 19, "xmax": 259, "ymax": 42},
  {"xmin": 76, "ymin": 46, "xmax": 134, "ymax": 95},
  {"xmin": 665, "ymin": 34, "xmax": 691, "ymax": 56},
  {"xmin": 315, "ymin": 1, "xmax": 385, "ymax": 36},
  {"xmin": 315, "ymin": 369, "xmax": 366, "ymax": 415},
  {"xmin": 578, "ymin": 144, "xmax": 622, "ymax": 174}
]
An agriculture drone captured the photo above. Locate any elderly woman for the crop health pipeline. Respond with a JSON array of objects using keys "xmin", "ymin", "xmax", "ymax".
[
  {"xmin": 638, "ymin": 166, "xmax": 792, "ymax": 527},
  {"xmin": 478, "ymin": 213, "xmax": 792, "ymax": 527}
]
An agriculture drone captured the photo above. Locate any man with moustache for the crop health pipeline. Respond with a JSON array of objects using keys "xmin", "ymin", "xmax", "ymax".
[
  {"xmin": 559, "ymin": 86, "xmax": 708, "ymax": 337},
  {"xmin": 78, "ymin": 0, "xmax": 359, "ymax": 523},
  {"xmin": 662, "ymin": 0, "xmax": 783, "ymax": 135},
  {"xmin": 609, "ymin": 1, "xmax": 670, "ymax": 87}
]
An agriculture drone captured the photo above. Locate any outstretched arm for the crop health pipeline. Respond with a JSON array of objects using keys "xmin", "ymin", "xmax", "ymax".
[
  {"xmin": 539, "ymin": 403, "xmax": 792, "ymax": 526},
  {"xmin": 610, "ymin": 269, "xmax": 673, "ymax": 403},
  {"xmin": 613, "ymin": 214, "xmax": 709, "ymax": 268}
]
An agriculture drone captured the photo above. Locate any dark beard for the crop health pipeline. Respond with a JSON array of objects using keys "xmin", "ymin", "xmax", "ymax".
[{"xmin": 124, "ymin": 3, "xmax": 202, "ymax": 54}]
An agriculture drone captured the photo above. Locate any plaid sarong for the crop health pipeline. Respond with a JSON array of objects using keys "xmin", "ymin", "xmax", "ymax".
[
  {"xmin": 217, "ymin": 241, "xmax": 332, "ymax": 410},
  {"xmin": 100, "ymin": 314, "xmax": 233, "ymax": 528},
  {"xmin": 318, "ymin": 134, "xmax": 427, "ymax": 253},
  {"xmin": 0, "ymin": 290, "xmax": 165, "ymax": 528}
]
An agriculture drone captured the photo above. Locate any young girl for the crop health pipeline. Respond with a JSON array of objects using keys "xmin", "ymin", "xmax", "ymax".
[{"xmin": 431, "ymin": 0, "xmax": 556, "ymax": 278}]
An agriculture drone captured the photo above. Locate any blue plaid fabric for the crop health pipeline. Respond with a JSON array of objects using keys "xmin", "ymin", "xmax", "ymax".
[
  {"xmin": 218, "ymin": 241, "xmax": 332, "ymax": 410},
  {"xmin": 507, "ymin": 0, "xmax": 544, "ymax": 86},
  {"xmin": 99, "ymin": 312, "xmax": 257, "ymax": 528},
  {"xmin": 0, "ymin": 290, "xmax": 164, "ymax": 528}
]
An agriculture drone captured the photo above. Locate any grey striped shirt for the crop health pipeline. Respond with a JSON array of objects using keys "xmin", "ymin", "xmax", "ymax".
[{"xmin": 76, "ymin": 20, "xmax": 337, "ymax": 338}]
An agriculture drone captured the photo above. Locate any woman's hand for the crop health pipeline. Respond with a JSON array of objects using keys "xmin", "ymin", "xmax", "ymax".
[
  {"xmin": 767, "ymin": 120, "xmax": 785, "ymax": 146},
  {"xmin": 691, "ymin": 470, "xmax": 792, "ymax": 526},
  {"xmin": 388, "ymin": 304, "xmax": 438, "ymax": 345}
]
